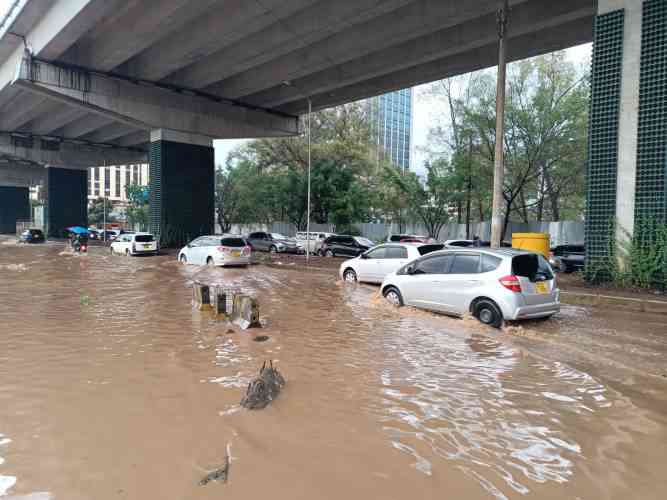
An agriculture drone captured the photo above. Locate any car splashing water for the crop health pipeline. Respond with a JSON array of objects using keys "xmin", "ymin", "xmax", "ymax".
[{"xmin": 0, "ymin": 243, "xmax": 666, "ymax": 499}]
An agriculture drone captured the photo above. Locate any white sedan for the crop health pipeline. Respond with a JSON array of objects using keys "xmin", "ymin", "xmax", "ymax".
[{"xmin": 339, "ymin": 242, "xmax": 444, "ymax": 284}]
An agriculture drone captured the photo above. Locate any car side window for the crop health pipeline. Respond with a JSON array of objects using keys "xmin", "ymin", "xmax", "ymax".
[
  {"xmin": 365, "ymin": 247, "xmax": 386, "ymax": 259},
  {"xmin": 189, "ymin": 238, "xmax": 204, "ymax": 247},
  {"xmin": 481, "ymin": 254, "xmax": 502, "ymax": 273},
  {"xmin": 385, "ymin": 246, "xmax": 408, "ymax": 259},
  {"xmin": 413, "ymin": 255, "xmax": 451, "ymax": 275},
  {"xmin": 449, "ymin": 254, "xmax": 480, "ymax": 274}
]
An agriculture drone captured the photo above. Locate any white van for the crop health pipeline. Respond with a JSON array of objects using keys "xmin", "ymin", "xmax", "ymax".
[
  {"xmin": 295, "ymin": 231, "xmax": 333, "ymax": 253},
  {"xmin": 110, "ymin": 232, "xmax": 159, "ymax": 256}
]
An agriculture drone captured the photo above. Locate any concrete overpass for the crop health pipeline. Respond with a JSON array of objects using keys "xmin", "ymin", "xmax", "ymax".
[{"xmin": 0, "ymin": 0, "xmax": 663, "ymax": 255}]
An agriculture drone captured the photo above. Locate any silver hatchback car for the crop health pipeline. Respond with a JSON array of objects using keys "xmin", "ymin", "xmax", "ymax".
[{"xmin": 380, "ymin": 248, "xmax": 560, "ymax": 327}]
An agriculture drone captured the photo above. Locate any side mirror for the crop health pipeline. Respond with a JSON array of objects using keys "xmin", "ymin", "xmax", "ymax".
[
  {"xmin": 187, "ymin": 244, "xmax": 192, "ymax": 248},
  {"xmin": 360, "ymin": 253, "xmax": 368, "ymax": 259},
  {"xmin": 406, "ymin": 264, "xmax": 415, "ymax": 275}
]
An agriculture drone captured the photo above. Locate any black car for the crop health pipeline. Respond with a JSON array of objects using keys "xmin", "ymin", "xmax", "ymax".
[
  {"xmin": 550, "ymin": 244, "xmax": 585, "ymax": 273},
  {"xmin": 320, "ymin": 235, "xmax": 375, "ymax": 257},
  {"xmin": 19, "ymin": 229, "xmax": 45, "ymax": 243}
]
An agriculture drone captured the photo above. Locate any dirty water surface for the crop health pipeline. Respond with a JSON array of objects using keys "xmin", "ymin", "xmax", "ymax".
[{"xmin": 0, "ymin": 244, "xmax": 666, "ymax": 500}]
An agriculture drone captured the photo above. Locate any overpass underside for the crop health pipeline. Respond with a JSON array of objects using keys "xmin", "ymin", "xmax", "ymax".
[{"xmin": 2, "ymin": 0, "xmax": 663, "ymax": 251}]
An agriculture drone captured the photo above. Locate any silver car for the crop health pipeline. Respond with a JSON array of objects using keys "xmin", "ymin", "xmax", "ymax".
[
  {"xmin": 380, "ymin": 248, "xmax": 559, "ymax": 327},
  {"xmin": 178, "ymin": 235, "xmax": 251, "ymax": 266},
  {"xmin": 246, "ymin": 231, "xmax": 301, "ymax": 253}
]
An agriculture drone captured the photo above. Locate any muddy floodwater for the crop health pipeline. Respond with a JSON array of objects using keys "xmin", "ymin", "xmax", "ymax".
[{"xmin": 1, "ymin": 243, "xmax": 666, "ymax": 499}]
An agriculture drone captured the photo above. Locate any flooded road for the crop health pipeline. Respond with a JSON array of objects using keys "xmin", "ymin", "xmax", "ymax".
[{"xmin": 1, "ymin": 243, "xmax": 666, "ymax": 499}]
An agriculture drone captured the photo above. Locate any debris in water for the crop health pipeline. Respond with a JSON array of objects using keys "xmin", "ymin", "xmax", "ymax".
[
  {"xmin": 225, "ymin": 328, "xmax": 235, "ymax": 335},
  {"xmin": 240, "ymin": 361, "xmax": 285, "ymax": 410},
  {"xmin": 253, "ymin": 335, "xmax": 269, "ymax": 342},
  {"xmin": 80, "ymin": 294, "xmax": 91, "ymax": 306},
  {"xmin": 199, "ymin": 443, "xmax": 231, "ymax": 486}
]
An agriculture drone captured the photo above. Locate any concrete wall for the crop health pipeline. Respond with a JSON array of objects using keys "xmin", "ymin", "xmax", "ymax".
[
  {"xmin": 0, "ymin": 186, "xmax": 30, "ymax": 234},
  {"xmin": 46, "ymin": 167, "xmax": 88, "ymax": 237}
]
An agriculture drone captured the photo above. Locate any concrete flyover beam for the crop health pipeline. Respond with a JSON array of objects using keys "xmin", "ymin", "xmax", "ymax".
[
  {"xmin": 279, "ymin": 16, "xmax": 593, "ymax": 115},
  {"xmin": 0, "ymin": 132, "xmax": 146, "ymax": 169},
  {"xmin": 118, "ymin": 0, "xmax": 317, "ymax": 82},
  {"xmin": 246, "ymin": 0, "xmax": 595, "ymax": 108},
  {"xmin": 114, "ymin": 130, "xmax": 149, "ymax": 148},
  {"xmin": 54, "ymin": 113, "xmax": 113, "ymax": 139},
  {"xmin": 12, "ymin": 57, "xmax": 300, "ymax": 139},
  {"xmin": 60, "ymin": 0, "xmax": 221, "ymax": 72},
  {"xmin": 82, "ymin": 122, "xmax": 137, "ymax": 144},
  {"xmin": 204, "ymin": 0, "xmax": 506, "ymax": 100},
  {"xmin": 159, "ymin": 0, "xmax": 410, "ymax": 89},
  {"xmin": 0, "ymin": 0, "xmax": 130, "ymax": 92},
  {"xmin": 29, "ymin": 105, "xmax": 88, "ymax": 135}
]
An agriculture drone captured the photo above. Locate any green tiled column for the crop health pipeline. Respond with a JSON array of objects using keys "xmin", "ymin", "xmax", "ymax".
[
  {"xmin": 585, "ymin": 9, "xmax": 625, "ymax": 271},
  {"xmin": 635, "ymin": 0, "xmax": 667, "ymax": 223}
]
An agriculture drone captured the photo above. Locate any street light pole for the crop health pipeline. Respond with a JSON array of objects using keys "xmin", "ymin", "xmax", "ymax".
[
  {"xmin": 306, "ymin": 97, "xmax": 312, "ymax": 264},
  {"xmin": 490, "ymin": 0, "xmax": 509, "ymax": 248}
]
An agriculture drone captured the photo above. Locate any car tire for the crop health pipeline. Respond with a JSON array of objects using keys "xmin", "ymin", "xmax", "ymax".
[
  {"xmin": 125, "ymin": 249, "xmax": 130, "ymax": 256},
  {"xmin": 206, "ymin": 257, "xmax": 215, "ymax": 266},
  {"xmin": 325, "ymin": 249, "xmax": 334, "ymax": 257},
  {"xmin": 110, "ymin": 247, "xmax": 114, "ymax": 255},
  {"xmin": 563, "ymin": 262, "xmax": 574, "ymax": 273},
  {"xmin": 383, "ymin": 286, "xmax": 404, "ymax": 307},
  {"xmin": 473, "ymin": 299, "xmax": 503, "ymax": 328},
  {"xmin": 343, "ymin": 268, "xmax": 357, "ymax": 283},
  {"xmin": 180, "ymin": 254, "xmax": 187, "ymax": 264},
  {"xmin": 269, "ymin": 245, "xmax": 277, "ymax": 254}
]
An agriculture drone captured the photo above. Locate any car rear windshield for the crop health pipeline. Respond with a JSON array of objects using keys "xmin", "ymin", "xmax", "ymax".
[
  {"xmin": 354, "ymin": 237, "xmax": 374, "ymax": 247},
  {"xmin": 417, "ymin": 244, "xmax": 444, "ymax": 255},
  {"xmin": 135, "ymin": 235, "xmax": 154, "ymax": 242},
  {"xmin": 512, "ymin": 254, "xmax": 554, "ymax": 281},
  {"xmin": 220, "ymin": 237, "xmax": 246, "ymax": 247}
]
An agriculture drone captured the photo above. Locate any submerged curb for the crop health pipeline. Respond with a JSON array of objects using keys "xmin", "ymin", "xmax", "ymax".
[{"xmin": 561, "ymin": 290, "xmax": 667, "ymax": 315}]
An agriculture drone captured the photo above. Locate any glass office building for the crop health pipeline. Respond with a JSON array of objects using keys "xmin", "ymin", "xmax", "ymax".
[{"xmin": 368, "ymin": 88, "xmax": 413, "ymax": 172}]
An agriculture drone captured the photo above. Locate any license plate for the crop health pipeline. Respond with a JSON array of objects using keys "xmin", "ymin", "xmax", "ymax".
[
  {"xmin": 231, "ymin": 250, "xmax": 241, "ymax": 257},
  {"xmin": 144, "ymin": 244, "xmax": 151, "ymax": 249},
  {"xmin": 535, "ymin": 282, "xmax": 548, "ymax": 294}
]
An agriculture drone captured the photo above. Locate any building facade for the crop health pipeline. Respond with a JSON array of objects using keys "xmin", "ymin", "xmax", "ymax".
[
  {"xmin": 368, "ymin": 88, "xmax": 413, "ymax": 172},
  {"xmin": 88, "ymin": 164, "xmax": 149, "ymax": 203}
]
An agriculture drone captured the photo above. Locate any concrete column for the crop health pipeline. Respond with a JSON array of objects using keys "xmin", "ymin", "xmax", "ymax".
[
  {"xmin": 0, "ymin": 186, "xmax": 30, "ymax": 234},
  {"xmin": 600, "ymin": 0, "xmax": 643, "ymax": 243},
  {"xmin": 45, "ymin": 167, "xmax": 88, "ymax": 238},
  {"xmin": 149, "ymin": 129, "xmax": 214, "ymax": 246}
]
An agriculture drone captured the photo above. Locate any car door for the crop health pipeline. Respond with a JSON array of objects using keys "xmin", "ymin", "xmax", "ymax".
[
  {"xmin": 431, "ymin": 253, "xmax": 482, "ymax": 314},
  {"xmin": 400, "ymin": 254, "xmax": 453, "ymax": 312},
  {"xmin": 187, "ymin": 237, "xmax": 205, "ymax": 264},
  {"xmin": 357, "ymin": 246, "xmax": 387, "ymax": 282},
  {"xmin": 342, "ymin": 237, "xmax": 357, "ymax": 256}
]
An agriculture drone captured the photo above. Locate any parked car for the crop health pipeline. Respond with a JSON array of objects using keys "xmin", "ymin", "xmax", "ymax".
[
  {"xmin": 110, "ymin": 232, "xmax": 159, "ymax": 256},
  {"xmin": 550, "ymin": 243, "xmax": 584, "ymax": 273},
  {"xmin": 339, "ymin": 242, "xmax": 445, "ymax": 284},
  {"xmin": 380, "ymin": 248, "xmax": 559, "ymax": 328},
  {"xmin": 295, "ymin": 231, "xmax": 334, "ymax": 254},
  {"xmin": 178, "ymin": 235, "xmax": 251, "ymax": 266},
  {"xmin": 246, "ymin": 232, "xmax": 301, "ymax": 253},
  {"xmin": 320, "ymin": 235, "xmax": 375, "ymax": 257},
  {"xmin": 387, "ymin": 234, "xmax": 432, "ymax": 243},
  {"xmin": 19, "ymin": 228, "xmax": 45, "ymax": 243}
]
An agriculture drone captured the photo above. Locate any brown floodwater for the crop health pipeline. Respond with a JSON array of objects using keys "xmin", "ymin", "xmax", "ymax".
[{"xmin": 1, "ymin": 242, "xmax": 666, "ymax": 500}]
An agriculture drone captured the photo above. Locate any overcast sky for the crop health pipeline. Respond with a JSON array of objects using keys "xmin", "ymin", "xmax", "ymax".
[{"xmin": 214, "ymin": 43, "xmax": 593, "ymax": 173}]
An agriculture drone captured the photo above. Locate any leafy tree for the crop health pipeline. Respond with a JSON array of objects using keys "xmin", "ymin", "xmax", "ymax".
[
  {"xmin": 125, "ymin": 183, "xmax": 149, "ymax": 231},
  {"xmin": 88, "ymin": 197, "xmax": 115, "ymax": 226}
]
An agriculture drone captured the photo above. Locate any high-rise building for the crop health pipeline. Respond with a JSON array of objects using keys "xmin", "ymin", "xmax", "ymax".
[
  {"xmin": 368, "ymin": 88, "xmax": 413, "ymax": 172},
  {"xmin": 87, "ymin": 164, "xmax": 149, "ymax": 203}
]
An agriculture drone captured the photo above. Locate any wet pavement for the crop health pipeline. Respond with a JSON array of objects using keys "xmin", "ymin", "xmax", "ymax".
[{"xmin": 1, "ymin": 243, "xmax": 666, "ymax": 499}]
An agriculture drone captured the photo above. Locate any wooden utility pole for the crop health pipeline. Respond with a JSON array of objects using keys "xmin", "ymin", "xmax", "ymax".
[{"xmin": 490, "ymin": 0, "xmax": 509, "ymax": 247}]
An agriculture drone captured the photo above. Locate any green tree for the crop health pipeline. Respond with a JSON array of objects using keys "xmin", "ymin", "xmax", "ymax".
[
  {"xmin": 125, "ymin": 183, "xmax": 149, "ymax": 231},
  {"xmin": 88, "ymin": 197, "xmax": 115, "ymax": 226}
]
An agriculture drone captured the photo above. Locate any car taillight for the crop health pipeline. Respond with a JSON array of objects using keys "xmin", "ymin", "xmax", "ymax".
[
  {"xmin": 242, "ymin": 246, "xmax": 251, "ymax": 256},
  {"xmin": 499, "ymin": 275, "xmax": 521, "ymax": 293},
  {"xmin": 81, "ymin": 244, "xmax": 87, "ymax": 252}
]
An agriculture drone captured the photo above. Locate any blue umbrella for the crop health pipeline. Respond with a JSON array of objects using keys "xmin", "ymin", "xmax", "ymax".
[{"xmin": 67, "ymin": 226, "xmax": 89, "ymax": 235}]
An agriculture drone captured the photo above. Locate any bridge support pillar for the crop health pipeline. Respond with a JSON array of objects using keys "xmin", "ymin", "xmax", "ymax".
[
  {"xmin": 149, "ymin": 129, "xmax": 214, "ymax": 247},
  {"xmin": 586, "ymin": 0, "xmax": 667, "ymax": 271},
  {"xmin": 45, "ymin": 167, "xmax": 88, "ymax": 238},
  {"xmin": 0, "ymin": 186, "xmax": 30, "ymax": 234}
]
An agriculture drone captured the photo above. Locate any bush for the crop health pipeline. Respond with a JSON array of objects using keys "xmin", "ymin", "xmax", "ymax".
[{"xmin": 585, "ymin": 218, "xmax": 667, "ymax": 290}]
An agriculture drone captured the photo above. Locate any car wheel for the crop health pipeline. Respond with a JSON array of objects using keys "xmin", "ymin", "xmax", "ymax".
[
  {"xmin": 269, "ymin": 245, "xmax": 277, "ymax": 254},
  {"xmin": 473, "ymin": 299, "xmax": 503, "ymax": 328},
  {"xmin": 125, "ymin": 249, "xmax": 130, "ymax": 256},
  {"xmin": 343, "ymin": 268, "xmax": 357, "ymax": 283},
  {"xmin": 383, "ymin": 286, "xmax": 404, "ymax": 307},
  {"xmin": 110, "ymin": 247, "xmax": 114, "ymax": 255},
  {"xmin": 325, "ymin": 249, "xmax": 334, "ymax": 257},
  {"xmin": 206, "ymin": 257, "xmax": 215, "ymax": 266},
  {"xmin": 180, "ymin": 254, "xmax": 187, "ymax": 264},
  {"xmin": 563, "ymin": 262, "xmax": 574, "ymax": 273}
]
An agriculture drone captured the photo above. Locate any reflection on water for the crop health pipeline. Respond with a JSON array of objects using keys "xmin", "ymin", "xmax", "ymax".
[{"xmin": 0, "ymin": 244, "xmax": 666, "ymax": 499}]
